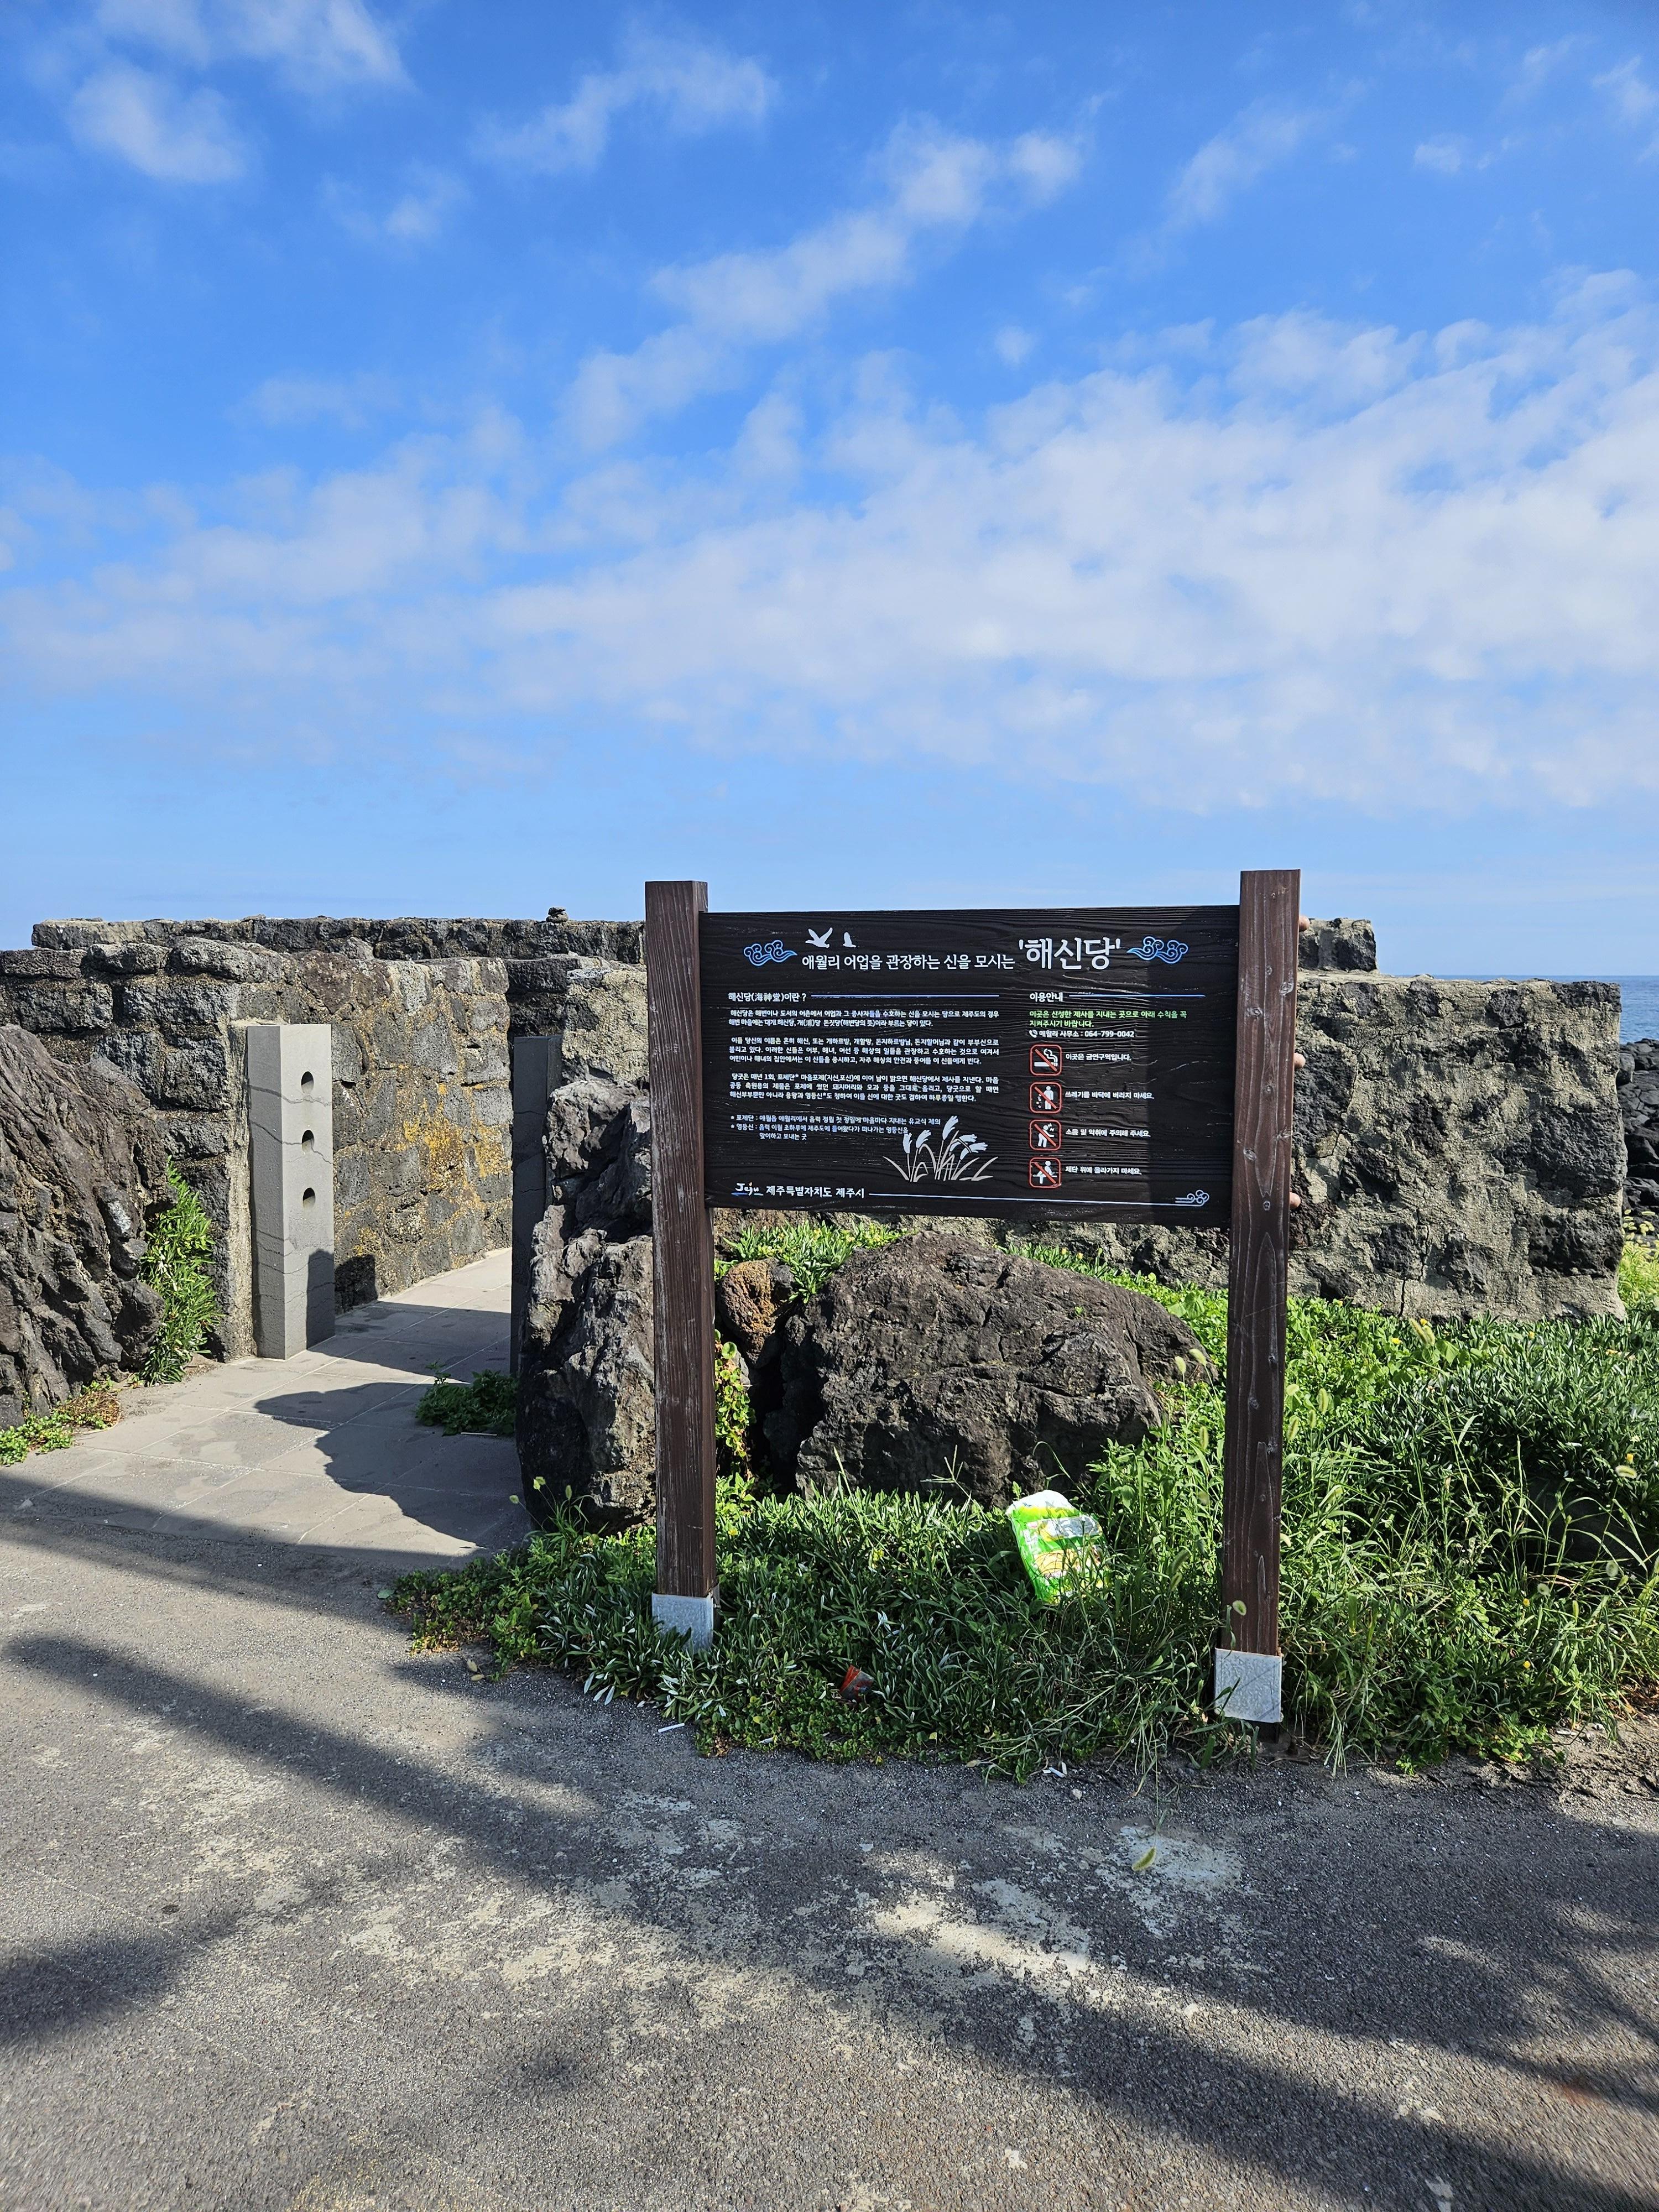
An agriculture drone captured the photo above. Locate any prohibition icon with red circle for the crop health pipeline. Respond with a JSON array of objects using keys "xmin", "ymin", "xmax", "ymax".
[
  {"xmin": 1030, "ymin": 1045, "xmax": 1063, "ymax": 1075},
  {"xmin": 1028, "ymin": 1156, "xmax": 1062, "ymax": 1188}
]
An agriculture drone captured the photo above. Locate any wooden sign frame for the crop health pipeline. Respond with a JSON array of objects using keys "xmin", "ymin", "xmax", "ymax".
[{"xmin": 645, "ymin": 870, "xmax": 1298, "ymax": 1725}]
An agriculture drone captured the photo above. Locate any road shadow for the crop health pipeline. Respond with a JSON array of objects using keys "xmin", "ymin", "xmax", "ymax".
[
  {"xmin": 319, "ymin": 1296, "xmax": 510, "ymax": 1379},
  {"xmin": 9, "ymin": 1629, "xmax": 1657, "ymax": 2212}
]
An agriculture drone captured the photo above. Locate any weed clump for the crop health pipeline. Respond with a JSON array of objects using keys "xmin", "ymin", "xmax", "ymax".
[
  {"xmin": 0, "ymin": 1383, "xmax": 122, "ymax": 1467},
  {"xmin": 142, "ymin": 1164, "xmax": 218, "ymax": 1383},
  {"xmin": 717, "ymin": 1217, "xmax": 897, "ymax": 1299},
  {"xmin": 416, "ymin": 1369, "xmax": 518, "ymax": 1437}
]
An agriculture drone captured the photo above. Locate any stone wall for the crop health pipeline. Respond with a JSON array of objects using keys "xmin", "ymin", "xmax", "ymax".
[
  {"xmin": 0, "ymin": 1025, "xmax": 170, "ymax": 1421},
  {"xmin": 27, "ymin": 911, "xmax": 643, "ymax": 1042},
  {"xmin": 1068, "ymin": 974, "xmax": 1624, "ymax": 1321},
  {"xmin": 517, "ymin": 916, "xmax": 1629, "ymax": 1379},
  {"xmin": 0, "ymin": 917, "xmax": 564, "ymax": 1354},
  {"xmin": 1621, "ymin": 1040, "xmax": 1659, "ymax": 1223}
]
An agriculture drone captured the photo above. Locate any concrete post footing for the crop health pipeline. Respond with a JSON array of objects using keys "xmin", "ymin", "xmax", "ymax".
[
  {"xmin": 651, "ymin": 1592, "xmax": 717, "ymax": 1649},
  {"xmin": 1214, "ymin": 1648, "xmax": 1282, "ymax": 1724}
]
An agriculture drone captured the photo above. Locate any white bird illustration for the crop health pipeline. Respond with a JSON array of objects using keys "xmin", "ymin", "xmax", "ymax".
[
  {"xmin": 806, "ymin": 926, "xmax": 832, "ymax": 947},
  {"xmin": 842, "ymin": 931, "xmax": 855, "ymax": 948}
]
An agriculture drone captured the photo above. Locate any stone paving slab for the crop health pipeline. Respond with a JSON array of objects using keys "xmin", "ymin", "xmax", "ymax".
[
  {"xmin": 2, "ymin": 1246, "xmax": 1657, "ymax": 2211},
  {"xmin": 9, "ymin": 1249, "xmax": 525, "ymax": 1562}
]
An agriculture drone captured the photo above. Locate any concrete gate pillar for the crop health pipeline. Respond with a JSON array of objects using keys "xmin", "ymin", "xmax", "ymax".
[{"xmin": 247, "ymin": 1023, "xmax": 336, "ymax": 1357}]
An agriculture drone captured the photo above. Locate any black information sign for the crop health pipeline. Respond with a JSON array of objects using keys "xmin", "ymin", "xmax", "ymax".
[{"xmin": 700, "ymin": 907, "xmax": 1239, "ymax": 1225}]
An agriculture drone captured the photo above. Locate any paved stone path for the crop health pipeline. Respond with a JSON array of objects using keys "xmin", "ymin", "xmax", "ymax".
[
  {"xmin": 3, "ymin": 1253, "xmax": 1657, "ymax": 2211},
  {"xmin": 6, "ymin": 1248, "xmax": 526, "ymax": 1561}
]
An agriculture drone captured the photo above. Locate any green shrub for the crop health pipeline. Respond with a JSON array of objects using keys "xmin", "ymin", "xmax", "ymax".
[
  {"xmin": 713, "ymin": 1338, "xmax": 753, "ymax": 1481},
  {"xmin": 142, "ymin": 1165, "xmax": 218, "ymax": 1383},
  {"xmin": 394, "ymin": 1236, "xmax": 1659, "ymax": 1775},
  {"xmin": 416, "ymin": 1368, "xmax": 517, "ymax": 1436}
]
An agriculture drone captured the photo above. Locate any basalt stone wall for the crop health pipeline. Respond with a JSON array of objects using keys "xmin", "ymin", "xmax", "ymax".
[
  {"xmin": 1067, "ymin": 975, "xmax": 1625, "ymax": 1321},
  {"xmin": 0, "ymin": 914, "xmax": 619, "ymax": 1355},
  {"xmin": 28, "ymin": 911, "xmax": 644, "ymax": 1044},
  {"xmin": 0, "ymin": 1025, "xmax": 171, "ymax": 1421},
  {"xmin": 1621, "ymin": 1041, "xmax": 1659, "ymax": 1223},
  {"xmin": 516, "ymin": 924, "xmax": 1629, "ymax": 1526}
]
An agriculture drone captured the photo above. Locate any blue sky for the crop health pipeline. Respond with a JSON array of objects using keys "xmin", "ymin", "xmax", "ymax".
[{"xmin": 3, "ymin": 1, "xmax": 1658, "ymax": 971}]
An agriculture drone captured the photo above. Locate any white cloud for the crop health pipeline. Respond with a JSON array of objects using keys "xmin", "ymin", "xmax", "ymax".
[
  {"xmin": 1414, "ymin": 136, "xmax": 1472, "ymax": 176},
  {"xmin": 566, "ymin": 123, "xmax": 1083, "ymax": 445},
  {"xmin": 1164, "ymin": 100, "xmax": 1322, "ymax": 231},
  {"xmin": 994, "ymin": 326, "xmax": 1035, "ymax": 367},
  {"xmin": 68, "ymin": 62, "xmax": 247, "ymax": 180},
  {"xmin": 1594, "ymin": 58, "xmax": 1659, "ymax": 153},
  {"xmin": 478, "ymin": 25, "xmax": 771, "ymax": 174},
  {"xmin": 324, "ymin": 163, "xmax": 466, "ymax": 246},
  {"xmin": 44, "ymin": 0, "xmax": 403, "ymax": 184},
  {"xmin": 1509, "ymin": 40, "xmax": 1577, "ymax": 100},
  {"xmin": 9, "ymin": 284, "xmax": 1659, "ymax": 814},
  {"xmin": 239, "ymin": 372, "xmax": 399, "ymax": 427},
  {"xmin": 91, "ymin": 0, "xmax": 404, "ymax": 92}
]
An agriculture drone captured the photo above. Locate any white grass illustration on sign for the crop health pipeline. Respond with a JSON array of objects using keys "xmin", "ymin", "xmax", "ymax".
[{"xmin": 883, "ymin": 1117, "xmax": 998, "ymax": 1185}]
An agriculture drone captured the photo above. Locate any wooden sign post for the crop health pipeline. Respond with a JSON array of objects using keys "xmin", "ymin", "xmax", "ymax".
[
  {"xmin": 1216, "ymin": 869, "xmax": 1299, "ymax": 1723},
  {"xmin": 645, "ymin": 880, "xmax": 719, "ymax": 1647},
  {"xmin": 644, "ymin": 874, "xmax": 1298, "ymax": 1709}
]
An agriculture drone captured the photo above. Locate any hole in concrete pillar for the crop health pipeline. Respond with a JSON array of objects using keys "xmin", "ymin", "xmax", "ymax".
[
  {"xmin": 300, "ymin": 1071, "xmax": 315, "ymax": 1092},
  {"xmin": 302, "ymin": 1187, "xmax": 317, "ymax": 1207},
  {"xmin": 300, "ymin": 1130, "xmax": 315, "ymax": 1151}
]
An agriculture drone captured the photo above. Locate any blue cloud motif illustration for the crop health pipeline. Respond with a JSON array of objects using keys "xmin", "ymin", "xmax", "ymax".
[
  {"xmin": 742, "ymin": 938, "xmax": 796, "ymax": 967},
  {"xmin": 1130, "ymin": 935, "xmax": 1188, "ymax": 964},
  {"xmin": 1172, "ymin": 1189, "xmax": 1210, "ymax": 1208}
]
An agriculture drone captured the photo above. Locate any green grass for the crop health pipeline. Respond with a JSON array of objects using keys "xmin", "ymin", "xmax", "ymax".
[
  {"xmin": 391, "ymin": 1230, "xmax": 1659, "ymax": 1777},
  {"xmin": 416, "ymin": 1368, "xmax": 518, "ymax": 1437},
  {"xmin": 717, "ymin": 1216, "xmax": 898, "ymax": 1298},
  {"xmin": 1623, "ymin": 1217, "xmax": 1659, "ymax": 1319}
]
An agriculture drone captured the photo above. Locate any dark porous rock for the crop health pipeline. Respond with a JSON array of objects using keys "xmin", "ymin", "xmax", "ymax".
[
  {"xmin": 517, "ymin": 1238, "xmax": 655, "ymax": 1528},
  {"xmin": 0, "ymin": 1024, "xmax": 170, "ymax": 1413},
  {"xmin": 1298, "ymin": 916, "xmax": 1378, "ymax": 972},
  {"xmin": 716, "ymin": 1256, "xmax": 798, "ymax": 1432},
  {"xmin": 716, "ymin": 1258, "xmax": 796, "ymax": 1366},
  {"xmin": 516, "ymin": 1073, "xmax": 656, "ymax": 1527},
  {"xmin": 769, "ymin": 1233, "xmax": 1207, "ymax": 1508},
  {"xmin": 1620, "ymin": 1039, "xmax": 1659, "ymax": 1220},
  {"xmin": 1042, "ymin": 977, "xmax": 1626, "ymax": 1321}
]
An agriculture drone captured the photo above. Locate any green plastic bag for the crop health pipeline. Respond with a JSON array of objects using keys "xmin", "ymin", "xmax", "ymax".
[{"xmin": 1005, "ymin": 1488, "xmax": 1103, "ymax": 1604}]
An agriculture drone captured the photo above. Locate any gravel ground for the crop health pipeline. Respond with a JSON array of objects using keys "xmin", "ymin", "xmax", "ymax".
[{"xmin": 2, "ymin": 1505, "xmax": 1656, "ymax": 2212}]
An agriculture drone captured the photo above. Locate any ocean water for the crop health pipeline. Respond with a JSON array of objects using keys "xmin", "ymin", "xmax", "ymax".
[
  {"xmin": 1608, "ymin": 978, "xmax": 1659, "ymax": 1044},
  {"xmin": 1455, "ymin": 976, "xmax": 1659, "ymax": 1043}
]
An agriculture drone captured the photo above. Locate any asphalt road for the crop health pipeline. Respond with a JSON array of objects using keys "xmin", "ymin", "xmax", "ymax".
[{"xmin": 2, "ymin": 1254, "xmax": 1655, "ymax": 2211}]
